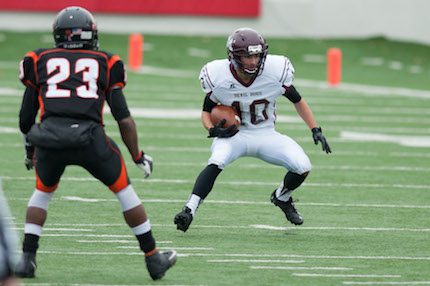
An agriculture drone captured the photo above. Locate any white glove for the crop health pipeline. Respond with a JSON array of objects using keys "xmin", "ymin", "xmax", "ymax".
[{"xmin": 134, "ymin": 151, "xmax": 153, "ymax": 178}]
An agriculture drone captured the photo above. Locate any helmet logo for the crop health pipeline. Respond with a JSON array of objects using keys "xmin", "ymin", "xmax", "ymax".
[{"xmin": 248, "ymin": 45, "xmax": 262, "ymax": 54}]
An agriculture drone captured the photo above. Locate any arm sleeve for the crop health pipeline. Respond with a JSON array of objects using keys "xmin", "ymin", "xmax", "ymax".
[
  {"xmin": 202, "ymin": 93, "xmax": 218, "ymax": 112},
  {"xmin": 19, "ymin": 86, "xmax": 39, "ymax": 134},
  {"xmin": 106, "ymin": 87, "xmax": 131, "ymax": 121},
  {"xmin": 283, "ymin": 85, "xmax": 302, "ymax": 103}
]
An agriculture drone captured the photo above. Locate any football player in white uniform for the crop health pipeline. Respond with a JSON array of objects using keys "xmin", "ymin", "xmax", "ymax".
[{"xmin": 174, "ymin": 28, "xmax": 331, "ymax": 232}]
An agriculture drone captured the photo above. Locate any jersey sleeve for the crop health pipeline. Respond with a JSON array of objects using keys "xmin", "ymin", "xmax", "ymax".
[
  {"xmin": 199, "ymin": 64, "xmax": 220, "ymax": 103},
  {"xmin": 280, "ymin": 57, "xmax": 295, "ymax": 87},
  {"xmin": 108, "ymin": 55, "xmax": 127, "ymax": 90},
  {"xmin": 19, "ymin": 51, "xmax": 39, "ymax": 90},
  {"xmin": 199, "ymin": 64, "xmax": 215, "ymax": 94}
]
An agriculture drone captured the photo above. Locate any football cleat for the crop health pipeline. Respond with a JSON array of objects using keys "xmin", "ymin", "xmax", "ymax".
[
  {"xmin": 271, "ymin": 191, "xmax": 304, "ymax": 225},
  {"xmin": 174, "ymin": 206, "xmax": 193, "ymax": 232},
  {"xmin": 15, "ymin": 252, "xmax": 37, "ymax": 278},
  {"xmin": 145, "ymin": 250, "xmax": 177, "ymax": 280}
]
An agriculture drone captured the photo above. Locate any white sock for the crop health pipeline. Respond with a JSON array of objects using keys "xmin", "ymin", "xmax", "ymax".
[
  {"xmin": 185, "ymin": 194, "xmax": 202, "ymax": 216},
  {"xmin": 25, "ymin": 223, "xmax": 43, "ymax": 236},
  {"xmin": 131, "ymin": 220, "xmax": 151, "ymax": 235},
  {"xmin": 275, "ymin": 184, "xmax": 292, "ymax": 202}
]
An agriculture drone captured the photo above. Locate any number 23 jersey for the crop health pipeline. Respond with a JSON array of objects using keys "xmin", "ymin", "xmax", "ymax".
[
  {"xmin": 199, "ymin": 54, "xmax": 295, "ymax": 130},
  {"xmin": 19, "ymin": 48, "xmax": 126, "ymax": 124}
]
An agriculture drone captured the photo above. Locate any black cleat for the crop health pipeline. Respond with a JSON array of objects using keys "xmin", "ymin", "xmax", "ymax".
[
  {"xmin": 15, "ymin": 252, "xmax": 37, "ymax": 278},
  {"xmin": 174, "ymin": 206, "xmax": 193, "ymax": 232},
  {"xmin": 145, "ymin": 250, "xmax": 177, "ymax": 280},
  {"xmin": 271, "ymin": 191, "xmax": 304, "ymax": 225}
]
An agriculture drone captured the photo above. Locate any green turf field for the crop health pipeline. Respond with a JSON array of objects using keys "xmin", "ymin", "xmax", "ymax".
[{"xmin": 0, "ymin": 31, "xmax": 429, "ymax": 286}]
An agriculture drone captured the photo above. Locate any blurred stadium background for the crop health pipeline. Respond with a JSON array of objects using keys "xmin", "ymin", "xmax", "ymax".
[{"xmin": 0, "ymin": 0, "xmax": 429, "ymax": 285}]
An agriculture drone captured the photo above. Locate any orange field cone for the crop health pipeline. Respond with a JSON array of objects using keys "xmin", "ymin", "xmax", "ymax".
[
  {"xmin": 327, "ymin": 48, "xmax": 342, "ymax": 86},
  {"xmin": 128, "ymin": 33, "xmax": 143, "ymax": 71}
]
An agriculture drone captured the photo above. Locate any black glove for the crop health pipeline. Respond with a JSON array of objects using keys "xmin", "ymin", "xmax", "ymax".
[
  {"xmin": 23, "ymin": 135, "xmax": 34, "ymax": 170},
  {"xmin": 312, "ymin": 127, "xmax": 332, "ymax": 154},
  {"xmin": 133, "ymin": 151, "xmax": 153, "ymax": 178},
  {"xmin": 208, "ymin": 119, "xmax": 238, "ymax": 138}
]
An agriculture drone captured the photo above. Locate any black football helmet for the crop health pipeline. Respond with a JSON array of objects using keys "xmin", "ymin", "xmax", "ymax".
[
  {"xmin": 227, "ymin": 27, "xmax": 268, "ymax": 75},
  {"xmin": 53, "ymin": 6, "xmax": 98, "ymax": 50}
]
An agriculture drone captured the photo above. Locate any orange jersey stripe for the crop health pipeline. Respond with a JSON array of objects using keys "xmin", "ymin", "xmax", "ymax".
[
  {"xmin": 25, "ymin": 51, "xmax": 40, "ymax": 84},
  {"xmin": 109, "ymin": 156, "xmax": 129, "ymax": 193},
  {"xmin": 35, "ymin": 172, "xmax": 58, "ymax": 193}
]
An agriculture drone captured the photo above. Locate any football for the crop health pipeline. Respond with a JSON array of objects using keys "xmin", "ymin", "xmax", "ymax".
[{"xmin": 210, "ymin": 105, "xmax": 241, "ymax": 128}]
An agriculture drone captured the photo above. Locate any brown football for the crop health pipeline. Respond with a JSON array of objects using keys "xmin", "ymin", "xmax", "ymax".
[{"xmin": 210, "ymin": 105, "xmax": 241, "ymax": 128}]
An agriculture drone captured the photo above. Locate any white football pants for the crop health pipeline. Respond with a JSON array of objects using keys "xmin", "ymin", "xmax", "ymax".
[{"xmin": 208, "ymin": 128, "xmax": 312, "ymax": 174}]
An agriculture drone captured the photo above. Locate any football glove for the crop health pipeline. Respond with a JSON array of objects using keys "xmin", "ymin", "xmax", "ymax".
[
  {"xmin": 23, "ymin": 135, "xmax": 34, "ymax": 170},
  {"xmin": 208, "ymin": 119, "xmax": 238, "ymax": 138},
  {"xmin": 312, "ymin": 127, "xmax": 331, "ymax": 154},
  {"xmin": 134, "ymin": 151, "xmax": 153, "ymax": 178}
]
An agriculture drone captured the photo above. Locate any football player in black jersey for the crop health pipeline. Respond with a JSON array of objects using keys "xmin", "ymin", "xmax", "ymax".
[{"xmin": 16, "ymin": 6, "xmax": 176, "ymax": 280}]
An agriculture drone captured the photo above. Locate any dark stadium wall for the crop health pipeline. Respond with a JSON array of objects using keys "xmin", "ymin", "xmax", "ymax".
[{"xmin": 0, "ymin": 0, "xmax": 260, "ymax": 17}]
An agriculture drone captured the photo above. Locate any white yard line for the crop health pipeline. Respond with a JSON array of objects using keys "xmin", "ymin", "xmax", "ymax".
[
  {"xmin": 342, "ymin": 282, "xmax": 430, "ymax": 285},
  {"xmin": 2, "ymin": 176, "xmax": 429, "ymax": 190},
  {"xmin": 250, "ymin": 265, "xmax": 352, "ymax": 271},
  {"xmin": 250, "ymin": 225, "xmax": 430, "ymax": 233},
  {"xmin": 292, "ymin": 273, "xmax": 401, "ymax": 278},
  {"xmin": 208, "ymin": 259, "xmax": 304, "ymax": 264},
  {"xmin": 341, "ymin": 131, "xmax": 430, "ymax": 147},
  {"xmin": 0, "ymin": 142, "xmax": 429, "ymax": 158},
  {"xmin": 13, "ymin": 227, "xmax": 94, "ymax": 232},
  {"xmin": 37, "ymin": 250, "xmax": 430, "ymax": 261},
  {"xmin": 2, "ymin": 67, "xmax": 430, "ymax": 98},
  {"xmin": 6, "ymin": 197, "xmax": 430, "ymax": 209},
  {"xmin": 77, "ymin": 240, "xmax": 172, "ymax": 244},
  {"xmin": 14, "ymin": 223, "xmax": 430, "ymax": 234},
  {"xmin": 117, "ymin": 246, "xmax": 214, "ymax": 250}
]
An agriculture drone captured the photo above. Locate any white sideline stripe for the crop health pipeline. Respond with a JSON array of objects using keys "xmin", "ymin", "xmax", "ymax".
[
  {"xmin": 342, "ymin": 282, "xmax": 430, "ymax": 285},
  {"xmin": 117, "ymin": 246, "xmax": 214, "ymax": 250},
  {"xmin": 209, "ymin": 259, "xmax": 305, "ymax": 264},
  {"xmin": 250, "ymin": 224, "xmax": 430, "ymax": 233},
  {"xmin": 37, "ymin": 250, "xmax": 430, "ymax": 260},
  {"xmin": 8, "ymin": 197, "xmax": 430, "ymax": 209},
  {"xmin": 2, "ymin": 176, "xmax": 429, "ymax": 190},
  {"xmin": 77, "ymin": 240, "xmax": 172, "ymax": 244},
  {"xmin": 292, "ymin": 273, "xmax": 401, "ymax": 278},
  {"xmin": 250, "ymin": 265, "xmax": 352, "ymax": 271}
]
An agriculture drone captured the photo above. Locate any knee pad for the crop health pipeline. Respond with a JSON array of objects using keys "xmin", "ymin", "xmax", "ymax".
[
  {"xmin": 116, "ymin": 185, "xmax": 142, "ymax": 212},
  {"xmin": 28, "ymin": 189, "xmax": 53, "ymax": 210}
]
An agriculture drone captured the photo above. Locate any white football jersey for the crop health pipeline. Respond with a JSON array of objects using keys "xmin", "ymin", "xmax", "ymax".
[{"xmin": 199, "ymin": 55, "xmax": 295, "ymax": 130}]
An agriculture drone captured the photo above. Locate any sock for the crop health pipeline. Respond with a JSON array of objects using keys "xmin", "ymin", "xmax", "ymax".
[
  {"xmin": 22, "ymin": 233, "xmax": 40, "ymax": 253},
  {"xmin": 185, "ymin": 194, "xmax": 202, "ymax": 216},
  {"xmin": 275, "ymin": 171, "xmax": 309, "ymax": 202},
  {"xmin": 133, "ymin": 221, "xmax": 156, "ymax": 255},
  {"xmin": 191, "ymin": 164, "xmax": 222, "ymax": 200}
]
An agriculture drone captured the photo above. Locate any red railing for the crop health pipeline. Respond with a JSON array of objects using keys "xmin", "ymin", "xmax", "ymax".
[{"xmin": 0, "ymin": 0, "xmax": 260, "ymax": 17}]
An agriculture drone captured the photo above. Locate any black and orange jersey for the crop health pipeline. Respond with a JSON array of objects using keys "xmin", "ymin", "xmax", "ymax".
[{"xmin": 19, "ymin": 48, "xmax": 126, "ymax": 124}]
